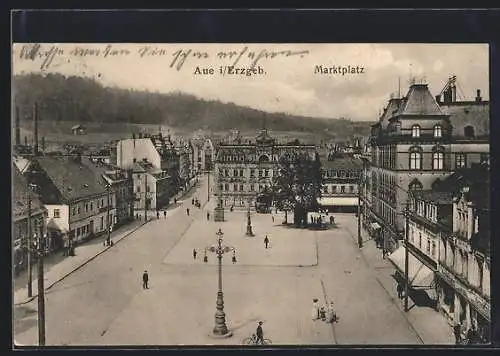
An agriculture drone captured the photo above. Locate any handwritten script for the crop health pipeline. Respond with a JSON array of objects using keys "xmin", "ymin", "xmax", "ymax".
[{"xmin": 17, "ymin": 44, "xmax": 310, "ymax": 71}]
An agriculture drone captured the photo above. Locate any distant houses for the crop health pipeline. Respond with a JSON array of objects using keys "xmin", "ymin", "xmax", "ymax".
[{"xmin": 71, "ymin": 124, "xmax": 86, "ymax": 135}]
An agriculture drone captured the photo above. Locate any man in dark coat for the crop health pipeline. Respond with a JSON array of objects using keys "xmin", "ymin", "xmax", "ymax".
[
  {"xmin": 256, "ymin": 321, "xmax": 264, "ymax": 344},
  {"xmin": 142, "ymin": 270, "xmax": 149, "ymax": 289},
  {"xmin": 186, "ymin": 208, "xmax": 190, "ymax": 216},
  {"xmin": 453, "ymin": 322, "xmax": 462, "ymax": 344},
  {"xmin": 164, "ymin": 210, "xmax": 167, "ymax": 219},
  {"xmin": 264, "ymin": 235, "xmax": 269, "ymax": 249},
  {"xmin": 397, "ymin": 283, "xmax": 403, "ymax": 299}
]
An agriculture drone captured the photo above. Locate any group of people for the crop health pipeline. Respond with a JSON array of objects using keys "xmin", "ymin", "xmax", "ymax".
[
  {"xmin": 191, "ymin": 198, "xmax": 201, "ymax": 208},
  {"xmin": 312, "ymin": 298, "xmax": 337, "ymax": 323},
  {"xmin": 156, "ymin": 210, "xmax": 167, "ymax": 220},
  {"xmin": 454, "ymin": 322, "xmax": 484, "ymax": 345}
]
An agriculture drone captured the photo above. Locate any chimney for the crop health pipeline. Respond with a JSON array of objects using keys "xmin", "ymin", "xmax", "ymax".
[
  {"xmin": 33, "ymin": 102, "xmax": 39, "ymax": 155},
  {"xmin": 476, "ymin": 89, "xmax": 482, "ymax": 102},
  {"xmin": 15, "ymin": 106, "xmax": 21, "ymax": 146}
]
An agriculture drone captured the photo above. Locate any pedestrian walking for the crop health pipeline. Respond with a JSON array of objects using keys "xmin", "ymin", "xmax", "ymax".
[
  {"xmin": 156, "ymin": 211, "xmax": 160, "ymax": 219},
  {"xmin": 207, "ymin": 212, "xmax": 210, "ymax": 220},
  {"xmin": 311, "ymin": 298, "xmax": 320, "ymax": 320},
  {"xmin": 466, "ymin": 325, "xmax": 479, "ymax": 345},
  {"xmin": 192, "ymin": 198, "xmax": 194, "ymax": 205},
  {"xmin": 232, "ymin": 251, "xmax": 237, "ymax": 264},
  {"xmin": 327, "ymin": 301, "xmax": 337, "ymax": 323},
  {"xmin": 193, "ymin": 248, "xmax": 197, "ymax": 260},
  {"xmin": 142, "ymin": 270, "xmax": 149, "ymax": 289},
  {"xmin": 272, "ymin": 215, "xmax": 275, "ymax": 223},
  {"xmin": 164, "ymin": 210, "xmax": 167, "ymax": 219},
  {"xmin": 454, "ymin": 322, "xmax": 462, "ymax": 345},
  {"xmin": 174, "ymin": 198, "xmax": 177, "ymax": 204},
  {"xmin": 397, "ymin": 283, "xmax": 403, "ymax": 299},
  {"xmin": 186, "ymin": 208, "xmax": 190, "ymax": 216},
  {"xmin": 264, "ymin": 235, "xmax": 269, "ymax": 249},
  {"xmin": 136, "ymin": 213, "xmax": 139, "ymax": 220}
]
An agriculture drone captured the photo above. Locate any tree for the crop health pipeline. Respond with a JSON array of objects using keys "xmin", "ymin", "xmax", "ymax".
[{"xmin": 271, "ymin": 150, "xmax": 323, "ymax": 227}]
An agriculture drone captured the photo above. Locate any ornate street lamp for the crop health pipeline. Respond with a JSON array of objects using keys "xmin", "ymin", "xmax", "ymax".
[
  {"xmin": 203, "ymin": 228, "xmax": 236, "ymax": 337},
  {"xmin": 245, "ymin": 199, "xmax": 254, "ymax": 237}
]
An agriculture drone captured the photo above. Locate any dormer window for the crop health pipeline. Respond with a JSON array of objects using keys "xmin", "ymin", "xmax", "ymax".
[
  {"xmin": 433, "ymin": 125, "xmax": 442, "ymax": 138},
  {"xmin": 411, "ymin": 125, "xmax": 421, "ymax": 138}
]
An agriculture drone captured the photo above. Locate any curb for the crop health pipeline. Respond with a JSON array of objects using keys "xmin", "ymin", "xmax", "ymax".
[{"xmin": 14, "ymin": 220, "xmax": 149, "ymax": 306}]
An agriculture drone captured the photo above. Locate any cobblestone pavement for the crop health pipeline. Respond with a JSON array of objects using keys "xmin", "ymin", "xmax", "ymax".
[{"xmin": 13, "ymin": 179, "xmax": 454, "ymax": 346}]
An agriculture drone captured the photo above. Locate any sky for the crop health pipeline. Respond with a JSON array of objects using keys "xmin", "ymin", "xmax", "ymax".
[{"xmin": 12, "ymin": 43, "xmax": 489, "ymax": 121}]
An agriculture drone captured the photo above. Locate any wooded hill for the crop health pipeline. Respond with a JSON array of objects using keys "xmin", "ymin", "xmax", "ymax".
[{"xmin": 13, "ymin": 73, "xmax": 372, "ymax": 138}]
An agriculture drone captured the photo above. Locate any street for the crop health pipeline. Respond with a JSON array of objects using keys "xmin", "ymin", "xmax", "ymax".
[{"xmin": 13, "ymin": 174, "xmax": 454, "ymax": 346}]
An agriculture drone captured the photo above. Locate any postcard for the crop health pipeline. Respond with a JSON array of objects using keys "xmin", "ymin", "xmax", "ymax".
[{"xmin": 12, "ymin": 42, "xmax": 490, "ymax": 347}]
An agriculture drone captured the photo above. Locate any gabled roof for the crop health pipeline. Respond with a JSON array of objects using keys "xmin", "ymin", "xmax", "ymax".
[
  {"xmin": 12, "ymin": 164, "xmax": 44, "ymax": 219},
  {"xmin": 396, "ymin": 84, "xmax": 445, "ymax": 116},
  {"xmin": 34, "ymin": 156, "xmax": 106, "ymax": 203}
]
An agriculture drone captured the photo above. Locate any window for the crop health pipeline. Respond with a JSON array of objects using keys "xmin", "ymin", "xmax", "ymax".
[
  {"xmin": 233, "ymin": 184, "xmax": 238, "ymax": 191},
  {"xmin": 412, "ymin": 125, "xmax": 421, "ymax": 138},
  {"xmin": 77, "ymin": 205, "xmax": 81, "ymax": 214},
  {"xmin": 77, "ymin": 227, "xmax": 81, "ymax": 237},
  {"xmin": 224, "ymin": 169, "xmax": 229, "ymax": 177},
  {"xmin": 224, "ymin": 183, "xmax": 229, "ymax": 191},
  {"xmin": 250, "ymin": 184, "xmax": 255, "ymax": 191},
  {"xmin": 219, "ymin": 184, "xmax": 223, "ymax": 191},
  {"xmin": 137, "ymin": 186, "xmax": 141, "ymax": 193},
  {"xmin": 434, "ymin": 125, "xmax": 442, "ymax": 138},
  {"xmin": 409, "ymin": 147, "xmax": 422, "ymax": 170},
  {"xmin": 72, "ymin": 207, "xmax": 77, "ymax": 216},
  {"xmin": 341, "ymin": 186, "xmax": 345, "ymax": 193},
  {"xmin": 323, "ymin": 186, "xmax": 328, "ymax": 194},
  {"xmin": 409, "ymin": 179, "xmax": 423, "ymax": 191},
  {"xmin": 265, "ymin": 170, "xmax": 269, "ymax": 177},
  {"xmin": 455, "ymin": 153, "xmax": 466, "ymax": 168},
  {"xmin": 426, "ymin": 239, "xmax": 431, "ymax": 255},
  {"xmin": 233, "ymin": 169, "xmax": 238, "ymax": 177},
  {"xmin": 419, "ymin": 233, "xmax": 422, "ymax": 249},
  {"xmin": 53, "ymin": 209, "xmax": 60, "ymax": 218},
  {"xmin": 250, "ymin": 169, "xmax": 255, "ymax": 177},
  {"xmin": 332, "ymin": 186, "xmax": 337, "ymax": 193},
  {"xmin": 464, "ymin": 125, "xmax": 475, "ymax": 138},
  {"xmin": 433, "ymin": 151, "xmax": 444, "ymax": 170},
  {"xmin": 240, "ymin": 184, "xmax": 244, "ymax": 191},
  {"xmin": 349, "ymin": 185, "xmax": 354, "ymax": 193},
  {"xmin": 100, "ymin": 216, "xmax": 104, "ymax": 230},
  {"xmin": 85, "ymin": 203, "xmax": 89, "ymax": 212},
  {"xmin": 90, "ymin": 202, "xmax": 93, "ymax": 211},
  {"xmin": 477, "ymin": 258, "xmax": 484, "ymax": 290},
  {"xmin": 240, "ymin": 169, "xmax": 244, "ymax": 177},
  {"xmin": 258, "ymin": 170, "xmax": 263, "ymax": 178}
]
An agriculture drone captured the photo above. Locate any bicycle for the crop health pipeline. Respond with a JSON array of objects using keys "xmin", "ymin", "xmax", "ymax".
[{"xmin": 241, "ymin": 333, "xmax": 272, "ymax": 345}]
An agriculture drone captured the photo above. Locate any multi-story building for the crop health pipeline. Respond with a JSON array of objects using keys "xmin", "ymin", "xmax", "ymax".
[
  {"xmin": 319, "ymin": 153, "xmax": 362, "ymax": 213},
  {"xmin": 81, "ymin": 157, "xmax": 134, "ymax": 228},
  {"xmin": 116, "ymin": 132, "xmax": 179, "ymax": 208},
  {"xmin": 131, "ymin": 159, "xmax": 172, "ymax": 211},
  {"xmin": 12, "ymin": 165, "xmax": 47, "ymax": 274},
  {"xmin": 436, "ymin": 165, "xmax": 490, "ymax": 343},
  {"xmin": 363, "ymin": 78, "xmax": 489, "ymax": 254},
  {"xmin": 25, "ymin": 156, "xmax": 114, "ymax": 248},
  {"xmin": 214, "ymin": 128, "xmax": 316, "ymax": 209}
]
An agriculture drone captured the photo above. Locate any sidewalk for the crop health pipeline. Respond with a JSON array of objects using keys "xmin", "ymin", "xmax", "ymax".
[
  {"xmin": 339, "ymin": 214, "xmax": 455, "ymax": 344},
  {"xmin": 13, "ymin": 177, "xmax": 204, "ymax": 307},
  {"xmin": 13, "ymin": 219, "xmax": 148, "ymax": 306}
]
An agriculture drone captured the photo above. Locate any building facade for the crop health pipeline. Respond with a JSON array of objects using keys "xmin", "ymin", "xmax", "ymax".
[
  {"xmin": 12, "ymin": 165, "xmax": 47, "ymax": 275},
  {"xmin": 363, "ymin": 78, "xmax": 489, "ymax": 255},
  {"xmin": 131, "ymin": 160, "xmax": 172, "ymax": 211},
  {"xmin": 26, "ymin": 156, "xmax": 114, "ymax": 249},
  {"xmin": 436, "ymin": 166, "xmax": 491, "ymax": 343},
  {"xmin": 214, "ymin": 129, "xmax": 316, "ymax": 209},
  {"xmin": 319, "ymin": 153, "xmax": 361, "ymax": 213}
]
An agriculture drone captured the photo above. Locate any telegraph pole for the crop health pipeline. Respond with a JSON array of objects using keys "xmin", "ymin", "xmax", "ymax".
[
  {"xmin": 207, "ymin": 169, "xmax": 210, "ymax": 201},
  {"xmin": 37, "ymin": 232, "xmax": 46, "ymax": 345},
  {"xmin": 27, "ymin": 195, "xmax": 33, "ymax": 298},
  {"xmin": 357, "ymin": 174, "xmax": 363, "ymax": 248},
  {"xmin": 404, "ymin": 203, "xmax": 410, "ymax": 312},
  {"xmin": 144, "ymin": 173, "xmax": 148, "ymax": 222},
  {"xmin": 106, "ymin": 184, "xmax": 111, "ymax": 246}
]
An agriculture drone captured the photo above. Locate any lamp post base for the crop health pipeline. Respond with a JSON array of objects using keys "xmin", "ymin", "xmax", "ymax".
[{"xmin": 209, "ymin": 330, "xmax": 233, "ymax": 339}]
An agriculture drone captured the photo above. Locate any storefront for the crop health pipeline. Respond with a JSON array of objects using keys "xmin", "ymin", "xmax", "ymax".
[{"xmin": 388, "ymin": 246, "xmax": 437, "ymax": 304}]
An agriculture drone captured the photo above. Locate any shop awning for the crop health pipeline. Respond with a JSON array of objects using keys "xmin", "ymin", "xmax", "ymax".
[
  {"xmin": 371, "ymin": 222, "xmax": 381, "ymax": 230},
  {"xmin": 388, "ymin": 246, "xmax": 435, "ymax": 289},
  {"xmin": 318, "ymin": 197, "xmax": 359, "ymax": 206}
]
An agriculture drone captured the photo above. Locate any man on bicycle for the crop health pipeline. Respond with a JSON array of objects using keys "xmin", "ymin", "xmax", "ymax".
[{"xmin": 256, "ymin": 321, "xmax": 264, "ymax": 344}]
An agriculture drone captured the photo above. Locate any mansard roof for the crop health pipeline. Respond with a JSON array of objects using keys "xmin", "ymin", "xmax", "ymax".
[{"xmin": 396, "ymin": 84, "xmax": 445, "ymax": 116}]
